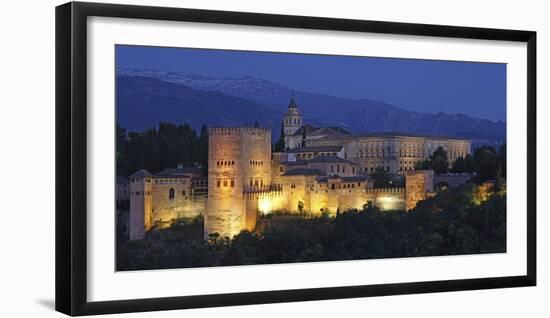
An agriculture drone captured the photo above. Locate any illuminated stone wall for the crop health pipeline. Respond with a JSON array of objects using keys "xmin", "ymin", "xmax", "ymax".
[
  {"xmin": 308, "ymin": 135, "xmax": 471, "ymax": 174},
  {"xmin": 129, "ymin": 177, "xmax": 153, "ymax": 240},
  {"xmin": 364, "ymin": 188, "xmax": 406, "ymax": 211},
  {"xmin": 150, "ymin": 178, "xmax": 203, "ymax": 222},
  {"xmin": 205, "ymin": 127, "xmax": 272, "ymax": 238},
  {"xmin": 280, "ymin": 174, "xmax": 311, "ymax": 212},
  {"xmin": 270, "ymin": 152, "xmax": 288, "ymax": 186},
  {"xmin": 405, "ymin": 170, "xmax": 434, "ymax": 211}
]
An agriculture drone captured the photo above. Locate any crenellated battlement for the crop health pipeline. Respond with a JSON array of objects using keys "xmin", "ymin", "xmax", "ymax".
[
  {"xmin": 366, "ymin": 187, "xmax": 404, "ymax": 194},
  {"xmin": 209, "ymin": 127, "xmax": 271, "ymax": 135},
  {"xmin": 244, "ymin": 184, "xmax": 283, "ymax": 197}
]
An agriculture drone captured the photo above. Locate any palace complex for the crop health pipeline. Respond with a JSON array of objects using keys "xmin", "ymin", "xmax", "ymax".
[{"xmin": 126, "ymin": 94, "xmax": 471, "ymax": 240}]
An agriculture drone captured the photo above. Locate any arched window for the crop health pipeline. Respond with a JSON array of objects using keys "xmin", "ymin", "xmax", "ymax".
[{"xmin": 169, "ymin": 188, "xmax": 175, "ymax": 199}]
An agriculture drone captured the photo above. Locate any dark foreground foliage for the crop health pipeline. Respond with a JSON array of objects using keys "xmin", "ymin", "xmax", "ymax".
[{"xmin": 117, "ymin": 184, "xmax": 505, "ymax": 271}]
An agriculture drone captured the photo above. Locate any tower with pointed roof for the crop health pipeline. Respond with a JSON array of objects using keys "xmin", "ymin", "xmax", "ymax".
[{"xmin": 283, "ymin": 91, "xmax": 303, "ymax": 149}]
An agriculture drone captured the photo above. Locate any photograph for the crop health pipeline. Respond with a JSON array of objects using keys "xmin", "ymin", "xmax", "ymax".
[{"xmin": 114, "ymin": 45, "xmax": 507, "ymax": 271}]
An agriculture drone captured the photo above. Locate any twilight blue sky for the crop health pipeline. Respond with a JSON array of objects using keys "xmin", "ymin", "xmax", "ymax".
[{"xmin": 116, "ymin": 45, "xmax": 506, "ymax": 122}]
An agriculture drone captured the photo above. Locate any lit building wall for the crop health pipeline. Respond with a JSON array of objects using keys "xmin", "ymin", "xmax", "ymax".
[
  {"xmin": 365, "ymin": 188, "xmax": 406, "ymax": 211},
  {"xmin": 205, "ymin": 128, "xmax": 246, "ymax": 239},
  {"xmin": 150, "ymin": 178, "xmax": 200, "ymax": 222},
  {"xmin": 271, "ymin": 152, "xmax": 288, "ymax": 186},
  {"xmin": 205, "ymin": 127, "xmax": 272, "ymax": 239},
  {"xmin": 280, "ymin": 175, "xmax": 309, "ymax": 212},
  {"xmin": 129, "ymin": 176, "xmax": 153, "ymax": 240},
  {"xmin": 405, "ymin": 170, "xmax": 434, "ymax": 211},
  {"xmin": 308, "ymin": 135, "xmax": 471, "ymax": 174}
]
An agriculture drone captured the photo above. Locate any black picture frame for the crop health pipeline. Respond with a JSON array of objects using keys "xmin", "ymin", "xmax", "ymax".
[{"xmin": 55, "ymin": 1, "xmax": 537, "ymax": 316}]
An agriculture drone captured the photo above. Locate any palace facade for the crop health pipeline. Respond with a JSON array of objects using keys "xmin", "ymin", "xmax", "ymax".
[{"xmin": 127, "ymin": 95, "xmax": 471, "ymax": 240}]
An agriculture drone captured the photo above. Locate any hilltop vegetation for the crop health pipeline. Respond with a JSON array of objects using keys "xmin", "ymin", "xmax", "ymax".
[{"xmin": 117, "ymin": 182, "xmax": 505, "ymax": 271}]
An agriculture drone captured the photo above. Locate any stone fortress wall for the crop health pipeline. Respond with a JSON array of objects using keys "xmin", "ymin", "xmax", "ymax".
[
  {"xmin": 205, "ymin": 127, "xmax": 273, "ymax": 239},
  {"xmin": 127, "ymin": 95, "xmax": 470, "ymax": 240},
  {"xmin": 306, "ymin": 135, "xmax": 471, "ymax": 174},
  {"xmin": 128, "ymin": 170, "xmax": 206, "ymax": 240}
]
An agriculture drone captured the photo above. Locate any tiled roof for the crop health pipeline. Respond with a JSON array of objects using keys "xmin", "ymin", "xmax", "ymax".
[
  {"xmin": 281, "ymin": 160, "xmax": 308, "ymax": 166},
  {"xmin": 319, "ymin": 131, "xmax": 470, "ymax": 141},
  {"xmin": 316, "ymin": 175, "xmax": 368, "ymax": 183},
  {"xmin": 155, "ymin": 167, "xmax": 202, "ymax": 178},
  {"xmin": 129, "ymin": 169, "xmax": 154, "ymax": 178},
  {"xmin": 283, "ymin": 168, "xmax": 326, "ymax": 176},
  {"xmin": 341, "ymin": 176, "xmax": 369, "ymax": 182},
  {"xmin": 286, "ymin": 145, "xmax": 343, "ymax": 153},
  {"xmin": 292, "ymin": 125, "xmax": 351, "ymax": 137},
  {"xmin": 308, "ymin": 155, "xmax": 356, "ymax": 165},
  {"xmin": 288, "ymin": 95, "xmax": 298, "ymax": 109}
]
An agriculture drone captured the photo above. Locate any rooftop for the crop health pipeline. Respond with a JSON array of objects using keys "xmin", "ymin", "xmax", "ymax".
[
  {"xmin": 308, "ymin": 155, "xmax": 357, "ymax": 165},
  {"xmin": 286, "ymin": 145, "xmax": 343, "ymax": 153},
  {"xmin": 316, "ymin": 175, "xmax": 368, "ymax": 183},
  {"xmin": 129, "ymin": 169, "xmax": 154, "ymax": 178},
  {"xmin": 318, "ymin": 131, "xmax": 471, "ymax": 142},
  {"xmin": 292, "ymin": 124, "xmax": 351, "ymax": 137},
  {"xmin": 154, "ymin": 167, "xmax": 203, "ymax": 178},
  {"xmin": 288, "ymin": 93, "xmax": 298, "ymax": 109},
  {"xmin": 283, "ymin": 168, "xmax": 326, "ymax": 176}
]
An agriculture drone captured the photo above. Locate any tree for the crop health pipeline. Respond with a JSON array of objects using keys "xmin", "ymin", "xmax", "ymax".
[
  {"xmin": 415, "ymin": 159, "xmax": 430, "ymax": 170},
  {"xmin": 273, "ymin": 121, "xmax": 286, "ymax": 152},
  {"xmin": 370, "ymin": 166, "xmax": 392, "ymax": 188},
  {"xmin": 430, "ymin": 147, "xmax": 449, "ymax": 173},
  {"xmin": 414, "ymin": 146, "xmax": 449, "ymax": 174},
  {"xmin": 473, "ymin": 146, "xmax": 499, "ymax": 182},
  {"xmin": 451, "ymin": 154, "xmax": 475, "ymax": 173},
  {"xmin": 197, "ymin": 124, "xmax": 209, "ymax": 173},
  {"xmin": 432, "ymin": 155, "xmax": 449, "ymax": 174},
  {"xmin": 117, "ymin": 122, "xmax": 212, "ymax": 176}
]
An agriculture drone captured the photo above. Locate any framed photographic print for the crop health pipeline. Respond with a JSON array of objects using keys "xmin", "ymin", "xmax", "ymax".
[{"xmin": 55, "ymin": 1, "xmax": 536, "ymax": 316}]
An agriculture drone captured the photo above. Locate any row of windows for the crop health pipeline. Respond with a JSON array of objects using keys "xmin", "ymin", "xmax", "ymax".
[
  {"xmin": 250, "ymin": 160, "xmax": 264, "ymax": 165},
  {"xmin": 130, "ymin": 177, "xmax": 151, "ymax": 183},
  {"xmin": 133, "ymin": 188, "xmax": 190, "ymax": 198},
  {"xmin": 295, "ymin": 152, "xmax": 339, "ymax": 160},
  {"xmin": 365, "ymin": 166, "xmax": 391, "ymax": 172},
  {"xmin": 168, "ymin": 188, "xmax": 187, "ymax": 199},
  {"xmin": 285, "ymin": 118, "xmax": 301, "ymax": 125},
  {"xmin": 132, "ymin": 190, "xmax": 151, "ymax": 196},
  {"xmin": 154, "ymin": 179, "xmax": 186, "ymax": 185},
  {"xmin": 330, "ymin": 164, "xmax": 353, "ymax": 174},
  {"xmin": 217, "ymin": 160, "xmax": 235, "ymax": 166},
  {"xmin": 216, "ymin": 179, "xmax": 235, "ymax": 188}
]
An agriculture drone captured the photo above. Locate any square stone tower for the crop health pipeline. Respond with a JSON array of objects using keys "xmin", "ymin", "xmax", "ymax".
[
  {"xmin": 205, "ymin": 127, "xmax": 272, "ymax": 239},
  {"xmin": 129, "ymin": 170, "xmax": 154, "ymax": 240},
  {"xmin": 404, "ymin": 170, "xmax": 434, "ymax": 211}
]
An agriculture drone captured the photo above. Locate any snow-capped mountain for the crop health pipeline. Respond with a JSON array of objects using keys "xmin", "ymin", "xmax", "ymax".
[{"xmin": 116, "ymin": 68, "xmax": 506, "ymax": 143}]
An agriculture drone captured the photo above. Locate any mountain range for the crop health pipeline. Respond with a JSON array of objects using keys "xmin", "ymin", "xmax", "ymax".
[{"xmin": 116, "ymin": 68, "xmax": 506, "ymax": 143}]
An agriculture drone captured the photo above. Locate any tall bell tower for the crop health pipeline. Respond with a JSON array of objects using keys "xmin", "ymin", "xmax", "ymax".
[{"xmin": 283, "ymin": 91, "xmax": 302, "ymax": 149}]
